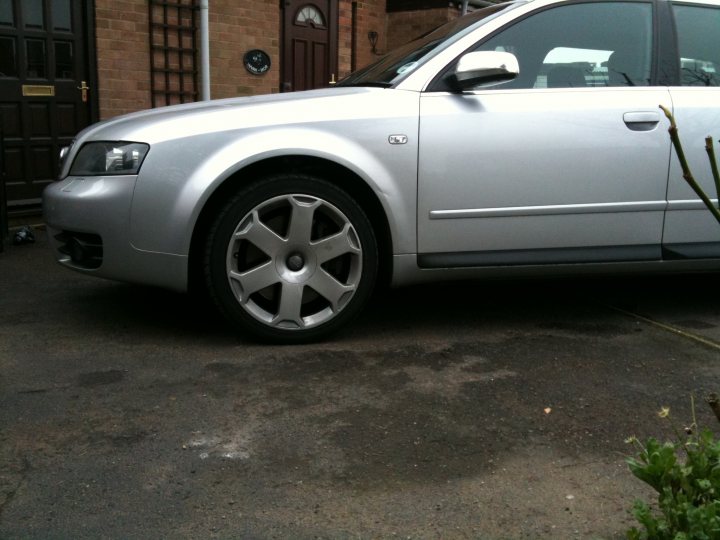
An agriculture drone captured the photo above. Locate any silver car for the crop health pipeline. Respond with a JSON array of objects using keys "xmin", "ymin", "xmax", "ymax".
[{"xmin": 44, "ymin": 0, "xmax": 720, "ymax": 342}]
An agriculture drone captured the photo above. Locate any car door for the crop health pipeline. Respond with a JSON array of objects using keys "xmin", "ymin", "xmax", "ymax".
[
  {"xmin": 417, "ymin": 1, "xmax": 672, "ymax": 268},
  {"xmin": 662, "ymin": 1, "xmax": 720, "ymax": 259}
]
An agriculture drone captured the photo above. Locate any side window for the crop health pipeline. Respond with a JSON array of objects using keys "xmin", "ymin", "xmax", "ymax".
[
  {"xmin": 672, "ymin": 4, "xmax": 720, "ymax": 87},
  {"xmin": 473, "ymin": 2, "xmax": 653, "ymax": 89}
]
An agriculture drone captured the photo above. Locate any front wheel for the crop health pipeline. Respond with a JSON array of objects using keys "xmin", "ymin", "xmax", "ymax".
[{"xmin": 204, "ymin": 175, "xmax": 378, "ymax": 343}]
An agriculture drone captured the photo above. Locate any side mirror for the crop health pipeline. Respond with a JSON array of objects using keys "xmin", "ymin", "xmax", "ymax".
[{"xmin": 449, "ymin": 51, "xmax": 520, "ymax": 91}]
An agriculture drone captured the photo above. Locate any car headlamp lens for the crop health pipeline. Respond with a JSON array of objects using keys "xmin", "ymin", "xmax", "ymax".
[{"xmin": 69, "ymin": 142, "xmax": 150, "ymax": 176}]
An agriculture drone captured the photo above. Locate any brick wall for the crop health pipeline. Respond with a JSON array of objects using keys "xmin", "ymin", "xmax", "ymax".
[
  {"xmin": 209, "ymin": 0, "xmax": 279, "ymax": 100},
  {"xmin": 387, "ymin": 6, "xmax": 459, "ymax": 51},
  {"xmin": 95, "ymin": 0, "xmax": 152, "ymax": 119},
  {"xmin": 346, "ymin": 0, "xmax": 388, "ymax": 77},
  {"xmin": 95, "ymin": 0, "xmax": 281, "ymax": 119}
]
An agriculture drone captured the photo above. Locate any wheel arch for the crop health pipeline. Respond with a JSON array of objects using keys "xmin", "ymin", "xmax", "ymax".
[{"xmin": 188, "ymin": 155, "xmax": 394, "ymax": 295}]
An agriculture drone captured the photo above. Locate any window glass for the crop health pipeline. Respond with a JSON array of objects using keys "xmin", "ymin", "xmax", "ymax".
[
  {"xmin": 26, "ymin": 38, "xmax": 46, "ymax": 78},
  {"xmin": 52, "ymin": 0, "xmax": 72, "ymax": 31},
  {"xmin": 473, "ymin": 2, "xmax": 653, "ymax": 89},
  {"xmin": 23, "ymin": 0, "xmax": 44, "ymax": 29},
  {"xmin": 673, "ymin": 4, "xmax": 720, "ymax": 87},
  {"xmin": 0, "ymin": 37, "xmax": 17, "ymax": 77},
  {"xmin": 337, "ymin": 2, "xmax": 517, "ymax": 87},
  {"xmin": 55, "ymin": 41, "xmax": 73, "ymax": 78},
  {"xmin": 0, "ymin": 0, "xmax": 14, "ymax": 26}
]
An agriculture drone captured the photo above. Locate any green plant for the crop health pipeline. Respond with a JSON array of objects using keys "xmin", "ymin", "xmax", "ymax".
[{"xmin": 626, "ymin": 397, "xmax": 720, "ymax": 539}]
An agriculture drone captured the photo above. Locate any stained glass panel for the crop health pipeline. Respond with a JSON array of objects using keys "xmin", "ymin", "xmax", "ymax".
[{"xmin": 295, "ymin": 5, "xmax": 325, "ymax": 28}]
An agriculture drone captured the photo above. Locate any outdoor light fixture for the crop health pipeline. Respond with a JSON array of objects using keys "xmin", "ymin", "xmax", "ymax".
[{"xmin": 368, "ymin": 31, "xmax": 379, "ymax": 54}]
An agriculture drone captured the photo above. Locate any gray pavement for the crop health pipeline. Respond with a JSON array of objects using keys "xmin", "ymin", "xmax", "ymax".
[{"xmin": 1, "ymin": 228, "xmax": 719, "ymax": 538}]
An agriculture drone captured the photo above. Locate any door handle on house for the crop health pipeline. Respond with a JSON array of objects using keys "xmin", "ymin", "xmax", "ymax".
[{"xmin": 77, "ymin": 81, "xmax": 90, "ymax": 102}]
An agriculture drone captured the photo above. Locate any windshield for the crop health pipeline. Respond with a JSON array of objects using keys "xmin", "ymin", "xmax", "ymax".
[{"xmin": 337, "ymin": 2, "xmax": 520, "ymax": 87}]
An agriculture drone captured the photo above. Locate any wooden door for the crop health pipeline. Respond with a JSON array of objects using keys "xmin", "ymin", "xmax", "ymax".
[
  {"xmin": 0, "ymin": 0, "xmax": 94, "ymax": 213},
  {"xmin": 282, "ymin": 1, "xmax": 338, "ymax": 92}
]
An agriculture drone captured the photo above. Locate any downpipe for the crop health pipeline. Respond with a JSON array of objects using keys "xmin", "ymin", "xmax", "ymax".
[{"xmin": 199, "ymin": 0, "xmax": 211, "ymax": 100}]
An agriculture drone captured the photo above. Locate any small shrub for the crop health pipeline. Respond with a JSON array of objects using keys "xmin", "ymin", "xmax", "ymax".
[{"xmin": 626, "ymin": 400, "xmax": 720, "ymax": 539}]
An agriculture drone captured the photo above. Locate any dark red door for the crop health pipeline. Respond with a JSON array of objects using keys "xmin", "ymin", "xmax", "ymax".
[
  {"xmin": 0, "ymin": 0, "xmax": 93, "ymax": 214},
  {"xmin": 282, "ymin": 1, "xmax": 338, "ymax": 92}
]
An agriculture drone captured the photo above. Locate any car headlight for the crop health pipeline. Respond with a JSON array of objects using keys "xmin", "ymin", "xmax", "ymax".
[{"xmin": 69, "ymin": 142, "xmax": 150, "ymax": 176}]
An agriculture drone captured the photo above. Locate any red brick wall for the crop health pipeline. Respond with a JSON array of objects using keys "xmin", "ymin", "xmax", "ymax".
[
  {"xmin": 95, "ymin": 0, "xmax": 152, "ymax": 119},
  {"xmin": 95, "ymin": 0, "xmax": 281, "ymax": 119},
  {"xmin": 209, "ymin": 0, "xmax": 279, "ymax": 100},
  {"xmin": 338, "ymin": 1, "xmax": 354, "ymax": 78},
  {"xmin": 347, "ymin": 0, "xmax": 388, "ymax": 76},
  {"xmin": 387, "ymin": 7, "xmax": 459, "ymax": 51}
]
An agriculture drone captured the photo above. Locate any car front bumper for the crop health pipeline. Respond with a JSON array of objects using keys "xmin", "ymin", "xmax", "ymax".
[{"xmin": 43, "ymin": 176, "xmax": 189, "ymax": 292}]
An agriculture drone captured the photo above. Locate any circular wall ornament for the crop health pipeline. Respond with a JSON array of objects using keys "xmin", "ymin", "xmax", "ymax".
[{"xmin": 244, "ymin": 50, "xmax": 271, "ymax": 75}]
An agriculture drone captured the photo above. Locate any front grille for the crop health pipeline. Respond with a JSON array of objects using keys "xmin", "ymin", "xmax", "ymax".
[{"xmin": 55, "ymin": 231, "xmax": 103, "ymax": 269}]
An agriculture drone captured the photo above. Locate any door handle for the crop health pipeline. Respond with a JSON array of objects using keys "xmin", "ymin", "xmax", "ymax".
[
  {"xmin": 623, "ymin": 111, "xmax": 660, "ymax": 131},
  {"xmin": 77, "ymin": 81, "xmax": 90, "ymax": 102}
]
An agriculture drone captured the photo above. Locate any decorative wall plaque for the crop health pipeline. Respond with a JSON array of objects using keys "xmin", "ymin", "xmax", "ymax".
[{"xmin": 244, "ymin": 50, "xmax": 271, "ymax": 75}]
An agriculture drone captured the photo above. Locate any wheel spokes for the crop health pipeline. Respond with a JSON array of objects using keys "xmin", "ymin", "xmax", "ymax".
[
  {"xmin": 234, "ymin": 210, "xmax": 285, "ymax": 255},
  {"xmin": 273, "ymin": 281, "xmax": 305, "ymax": 326},
  {"xmin": 226, "ymin": 192, "xmax": 364, "ymax": 331},
  {"xmin": 286, "ymin": 196, "xmax": 321, "ymax": 244},
  {"xmin": 313, "ymin": 223, "xmax": 361, "ymax": 264},
  {"xmin": 228, "ymin": 261, "xmax": 278, "ymax": 302},
  {"xmin": 307, "ymin": 269, "xmax": 355, "ymax": 311}
]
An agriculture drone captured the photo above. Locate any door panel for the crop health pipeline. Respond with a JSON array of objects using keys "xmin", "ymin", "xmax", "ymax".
[
  {"xmin": 0, "ymin": 0, "xmax": 91, "ymax": 212},
  {"xmin": 417, "ymin": 0, "xmax": 671, "ymax": 266},
  {"xmin": 418, "ymin": 88, "xmax": 671, "ymax": 262}
]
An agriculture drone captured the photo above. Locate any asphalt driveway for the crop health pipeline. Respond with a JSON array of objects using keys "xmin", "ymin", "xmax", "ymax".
[{"xmin": 1, "ymin": 228, "xmax": 719, "ymax": 538}]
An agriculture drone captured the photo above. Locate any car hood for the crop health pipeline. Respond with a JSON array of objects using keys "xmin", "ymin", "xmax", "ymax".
[{"xmin": 77, "ymin": 87, "xmax": 408, "ymax": 145}]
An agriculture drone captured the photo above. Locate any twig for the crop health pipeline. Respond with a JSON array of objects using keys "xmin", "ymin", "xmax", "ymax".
[
  {"xmin": 706, "ymin": 136, "xmax": 720, "ymax": 203},
  {"xmin": 706, "ymin": 393, "xmax": 720, "ymax": 424},
  {"xmin": 660, "ymin": 105, "xmax": 720, "ymax": 225}
]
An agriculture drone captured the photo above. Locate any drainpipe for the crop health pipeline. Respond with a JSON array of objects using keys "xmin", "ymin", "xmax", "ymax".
[
  {"xmin": 461, "ymin": 0, "xmax": 469, "ymax": 15},
  {"xmin": 199, "ymin": 0, "xmax": 211, "ymax": 100}
]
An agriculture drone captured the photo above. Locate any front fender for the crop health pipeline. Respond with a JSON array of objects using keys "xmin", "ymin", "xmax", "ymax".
[{"xmin": 129, "ymin": 117, "xmax": 419, "ymax": 257}]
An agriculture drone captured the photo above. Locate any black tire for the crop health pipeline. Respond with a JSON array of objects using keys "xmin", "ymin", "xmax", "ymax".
[{"xmin": 204, "ymin": 174, "xmax": 378, "ymax": 343}]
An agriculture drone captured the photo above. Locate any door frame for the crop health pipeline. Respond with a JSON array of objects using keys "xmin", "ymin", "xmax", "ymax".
[{"xmin": 82, "ymin": 0, "xmax": 100, "ymax": 125}]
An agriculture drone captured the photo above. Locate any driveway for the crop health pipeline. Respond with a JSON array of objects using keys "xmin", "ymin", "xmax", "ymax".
[{"xmin": 1, "ymin": 229, "xmax": 719, "ymax": 538}]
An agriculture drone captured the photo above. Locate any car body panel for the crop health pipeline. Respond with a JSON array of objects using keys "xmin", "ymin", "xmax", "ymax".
[
  {"xmin": 128, "ymin": 89, "xmax": 420, "ymax": 255},
  {"xmin": 418, "ymin": 87, "xmax": 672, "ymax": 262},
  {"xmin": 43, "ymin": 175, "xmax": 189, "ymax": 290}
]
